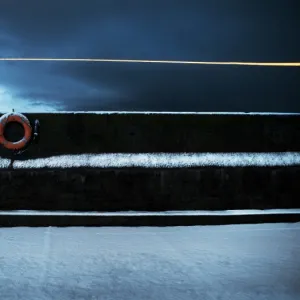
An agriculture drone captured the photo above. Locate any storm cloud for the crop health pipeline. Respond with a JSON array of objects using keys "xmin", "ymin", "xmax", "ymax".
[{"xmin": 0, "ymin": 0, "xmax": 299, "ymax": 112}]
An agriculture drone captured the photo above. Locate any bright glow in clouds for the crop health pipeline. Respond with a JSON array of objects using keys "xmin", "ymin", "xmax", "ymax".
[{"xmin": 0, "ymin": 85, "xmax": 62, "ymax": 112}]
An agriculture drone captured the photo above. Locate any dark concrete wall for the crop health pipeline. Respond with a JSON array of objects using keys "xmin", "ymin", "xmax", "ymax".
[
  {"xmin": 1, "ymin": 113, "xmax": 299, "ymax": 212},
  {"xmin": 0, "ymin": 167, "xmax": 299, "ymax": 211},
  {"xmin": 0, "ymin": 113, "xmax": 300, "ymax": 160}
]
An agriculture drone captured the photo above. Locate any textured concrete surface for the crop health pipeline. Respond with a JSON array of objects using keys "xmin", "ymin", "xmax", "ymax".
[
  {"xmin": 0, "ymin": 167, "xmax": 299, "ymax": 211},
  {"xmin": 0, "ymin": 112, "xmax": 300, "ymax": 160},
  {"xmin": 0, "ymin": 223, "xmax": 300, "ymax": 300}
]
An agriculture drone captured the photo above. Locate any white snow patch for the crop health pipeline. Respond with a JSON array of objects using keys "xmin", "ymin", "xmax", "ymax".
[
  {"xmin": 0, "ymin": 158, "xmax": 11, "ymax": 168},
  {"xmin": 4, "ymin": 152, "xmax": 300, "ymax": 169}
]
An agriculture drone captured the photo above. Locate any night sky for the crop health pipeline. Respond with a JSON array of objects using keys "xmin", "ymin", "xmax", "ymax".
[{"xmin": 0, "ymin": 0, "xmax": 299, "ymax": 112}]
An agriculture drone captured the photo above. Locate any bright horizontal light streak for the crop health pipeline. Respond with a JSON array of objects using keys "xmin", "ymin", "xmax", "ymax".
[{"xmin": 0, "ymin": 57, "xmax": 299, "ymax": 67}]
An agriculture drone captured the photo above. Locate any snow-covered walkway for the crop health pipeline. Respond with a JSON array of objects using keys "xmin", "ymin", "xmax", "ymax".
[{"xmin": 0, "ymin": 223, "xmax": 300, "ymax": 300}]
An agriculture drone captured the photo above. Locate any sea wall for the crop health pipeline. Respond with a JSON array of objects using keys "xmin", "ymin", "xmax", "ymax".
[
  {"xmin": 0, "ymin": 112, "xmax": 300, "ymax": 160},
  {"xmin": 0, "ymin": 166, "xmax": 299, "ymax": 211},
  {"xmin": 0, "ymin": 112, "xmax": 299, "ymax": 211}
]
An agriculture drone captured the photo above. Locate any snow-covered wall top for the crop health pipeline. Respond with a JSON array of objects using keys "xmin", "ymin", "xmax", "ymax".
[
  {"xmin": 0, "ymin": 152, "xmax": 300, "ymax": 169},
  {"xmin": 1, "ymin": 111, "xmax": 300, "ymax": 115}
]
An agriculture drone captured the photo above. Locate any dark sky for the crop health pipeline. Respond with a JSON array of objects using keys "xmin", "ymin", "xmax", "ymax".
[{"xmin": 0, "ymin": 0, "xmax": 299, "ymax": 112}]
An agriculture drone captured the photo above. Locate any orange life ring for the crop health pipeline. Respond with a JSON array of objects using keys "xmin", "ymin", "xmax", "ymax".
[{"xmin": 0, "ymin": 113, "xmax": 32, "ymax": 150}]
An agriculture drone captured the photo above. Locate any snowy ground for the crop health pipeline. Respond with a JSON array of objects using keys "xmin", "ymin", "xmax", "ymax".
[{"xmin": 0, "ymin": 223, "xmax": 300, "ymax": 300}]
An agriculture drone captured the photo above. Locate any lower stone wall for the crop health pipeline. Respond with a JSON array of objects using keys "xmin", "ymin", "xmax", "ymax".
[{"xmin": 0, "ymin": 167, "xmax": 299, "ymax": 211}]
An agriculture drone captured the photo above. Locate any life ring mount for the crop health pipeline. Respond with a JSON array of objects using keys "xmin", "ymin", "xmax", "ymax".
[{"xmin": 0, "ymin": 112, "xmax": 33, "ymax": 150}]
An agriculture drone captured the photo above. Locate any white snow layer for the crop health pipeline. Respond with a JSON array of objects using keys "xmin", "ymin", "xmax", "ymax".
[
  {"xmin": 1, "ymin": 111, "xmax": 300, "ymax": 115},
  {"xmin": 1, "ymin": 209, "xmax": 300, "ymax": 216},
  {"xmin": 1, "ymin": 152, "xmax": 300, "ymax": 169}
]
